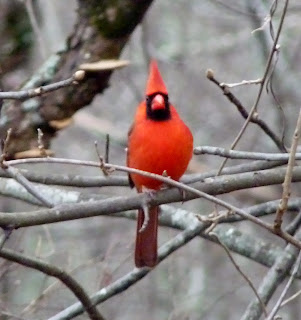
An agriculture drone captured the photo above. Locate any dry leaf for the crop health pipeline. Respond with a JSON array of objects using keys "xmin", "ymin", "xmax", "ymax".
[
  {"xmin": 49, "ymin": 118, "xmax": 73, "ymax": 130},
  {"xmin": 79, "ymin": 59, "xmax": 129, "ymax": 72},
  {"xmin": 14, "ymin": 148, "xmax": 54, "ymax": 159}
]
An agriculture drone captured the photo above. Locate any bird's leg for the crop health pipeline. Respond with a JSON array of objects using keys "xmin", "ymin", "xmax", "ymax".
[{"xmin": 139, "ymin": 186, "xmax": 156, "ymax": 233}]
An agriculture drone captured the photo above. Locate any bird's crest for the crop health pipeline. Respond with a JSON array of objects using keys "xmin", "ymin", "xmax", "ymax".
[{"xmin": 145, "ymin": 60, "xmax": 168, "ymax": 96}]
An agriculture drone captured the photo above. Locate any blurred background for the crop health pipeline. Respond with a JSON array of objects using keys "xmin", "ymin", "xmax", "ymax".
[{"xmin": 1, "ymin": 0, "xmax": 301, "ymax": 319}]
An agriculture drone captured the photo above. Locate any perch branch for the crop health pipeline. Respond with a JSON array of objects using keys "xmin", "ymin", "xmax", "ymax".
[{"xmin": 2, "ymin": 158, "xmax": 301, "ymax": 251}]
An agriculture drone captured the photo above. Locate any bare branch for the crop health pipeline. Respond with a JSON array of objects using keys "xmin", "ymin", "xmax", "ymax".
[
  {"xmin": 1, "ymin": 158, "xmax": 301, "ymax": 251},
  {"xmin": 0, "ymin": 157, "xmax": 286, "ymax": 187},
  {"xmin": 0, "ymin": 130, "xmax": 54, "ymax": 207},
  {"xmin": 2, "ymin": 165, "xmax": 53, "ymax": 207},
  {"xmin": 274, "ymin": 107, "xmax": 301, "ymax": 231},
  {"xmin": 0, "ymin": 248, "xmax": 105, "ymax": 320},
  {"xmin": 0, "ymin": 169, "xmax": 129, "ymax": 188},
  {"xmin": 210, "ymin": 232, "xmax": 267, "ymax": 317},
  {"xmin": 0, "ymin": 71, "xmax": 85, "ymax": 100},
  {"xmin": 206, "ymin": 70, "xmax": 286, "ymax": 153},
  {"xmin": 0, "ymin": 176, "xmax": 106, "ymax": 206},
  {"xmin": 266, "ymin": 251, "xmax": 301, "ymax": 320},
  {"xmin": 47, "ymin": 220, "xmax": 208, "ymax": 320},
  {"xmin": 240, "ymin": 228, "xmax": 301, "ymax": 320},
  {"xmin": 280, "ymin": 288, "xmax": 301, "ymax": 309},
  {"xmin": 220, "ymin": 78, "xmax": 262, "ymax": 88},
  {"xmin": 194, "ymin": 146, "xmax": 301, "ymax": 161},
  {"xmin": 211, "ymin": 0, "xmax": 290, "ymax": 175}
]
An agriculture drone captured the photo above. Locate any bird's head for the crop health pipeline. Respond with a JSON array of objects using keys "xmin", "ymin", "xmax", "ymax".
[{"xmin": 145, "ymin": 60, "xmax": 170, "ymax": 121}]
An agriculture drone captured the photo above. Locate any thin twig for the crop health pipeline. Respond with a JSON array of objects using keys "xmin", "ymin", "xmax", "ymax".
[
  {"xmin": 220, "ymin": 78, "xmax": 262, "ymax": 88},
  {"xmin": 274, "ymin": 107, "xmax": 301, "ymax": 231},
  {"xmin": 3, "ymin": 165, "xmax": 53, "ymax": 207},
  {"xmin": 0, "ymin": 248, "xmax": 105, "ymax": 320},
  {"xmin": 194, "ymin": 146, "xmax": 301, "ymax": 160},
  {"xmin": 37, "ymin": 128, "xmax": 48, "ymax": 157},
  {"xmin": 280, "ymin": 288, "xmax": 301, "ymax": 308},
  {"xmin": 241, "ymin": 227, "xmax": 301, "ymax": 320},
  {"xmin": 0, "ymin": 130, "xmax": 53, "ymax": 207},
  {"xmin": 47, "ymin": 221, "xmax": 208, "ymax": 320},
  {"xmin": 206, "ymin": 70, "xmax": 285, "ymax": 153},
  {"xmin": 210, "ymin": 232, "xmax": 268, "ymax": 317},
  {"xmin": 0, "ymin": 168, "xmax": 129, "ymax": 187},
  {"xmin": 0, "ymin": 157, "xmax": 286, "ymax": 187},
  {"xmin": 266, "ymin": 251, "xmax": 301, "ymax": 320},
  {"xmin": 0, "ymin": 71, "xmax": 85, "ymax": 100},
  {"xmin": 94, "ymin": 141, "xmax": 113, "ymax": 176},
  {"xmin": 105, "ymin": 134, "xmax": 110, "ymax": 163},
  {"xmin": 21, "ymin": 257, "xmax": 98, "ymax": 316},
  {"xmin": 213, "ymin": 0, "xmax": 290, "ymax": 175}
]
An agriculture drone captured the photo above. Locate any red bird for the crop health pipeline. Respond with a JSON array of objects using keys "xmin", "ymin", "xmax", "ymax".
[{"xmin": 127, "ymin": 60, "xmax": 193, "ymax": 267}]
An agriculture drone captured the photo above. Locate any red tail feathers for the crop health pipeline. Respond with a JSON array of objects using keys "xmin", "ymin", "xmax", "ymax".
[{"xmin": 135, "ymin": 207, "xmax": 159, "ymax": 267}]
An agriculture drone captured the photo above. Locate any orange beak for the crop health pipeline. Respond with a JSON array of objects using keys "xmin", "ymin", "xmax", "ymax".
[
  {"xmin": 151, "ymin": 94, "xmax": 165, "ymax": 111},
  {"xmin": 145, "ymin": 60, "xmax": 168, "ymax": 96}
]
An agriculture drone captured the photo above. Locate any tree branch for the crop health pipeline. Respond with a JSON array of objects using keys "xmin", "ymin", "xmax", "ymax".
[
  {"xmin": 1, "ymin": 162, "xmax": 301, "ymax": 229},
  {"xmin": 2, "ymin": 166, "xmax": 301, "ymax": 277},
  {"xmin": 47, "ymin": 220, "xmax": 208, "ymax": 320},
  {"xmin": 0, "ymin": 71, "xmax": 85, "ymax": 100},
  {"xmin": 210, "ymin": 232, "xmax": 267, "ymax": 317},
  {"xmin": 214, "ymin": 0, "xmax": 289, "ymax": 174},
  {"xmin": 240, "ymin": 227, "xmax": 301, "ymax": 320},
  {"xmin": 0, "ymin": 248, "xmax": 105, "ymax": 320},
  {"xmin": 194, "ymin": 146, "xmax": 301, "ymax": 161},
  {"xmin": 0, "ymin": 156, "xmax": 287, "ymax": 187},
  {"xmin": 206, "ymin": 71, "xmax": 286, "ymax": 152},
  {"xmin": 1, "ymin": 159, "xmax": 301, "ymax": 252},
  {"xmin": 266, "ymin": 251, "xmax": 301, "ymax": 320},
  {"xmin": 0, "ymin": 0, "xmax": 154, "ymax": 158},
  {"xmin": 274, "ymin": 107, "xmax": 301, "ymax": 230}
]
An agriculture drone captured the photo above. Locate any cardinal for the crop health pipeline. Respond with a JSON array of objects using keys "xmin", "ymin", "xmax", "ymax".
[{"xmin": 127, "ymin": 60, "xmax": 193, "ymax": 267}]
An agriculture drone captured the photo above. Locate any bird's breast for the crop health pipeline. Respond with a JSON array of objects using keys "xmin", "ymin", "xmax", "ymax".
[{"xmin": 128, "ymin": 118, "xmax": 193, "ymax": 191}]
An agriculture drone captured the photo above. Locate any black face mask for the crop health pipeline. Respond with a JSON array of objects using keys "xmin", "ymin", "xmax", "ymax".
[{"xmin": 146, "ymin": 92, "xmax": 171, "ymax": 121}]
